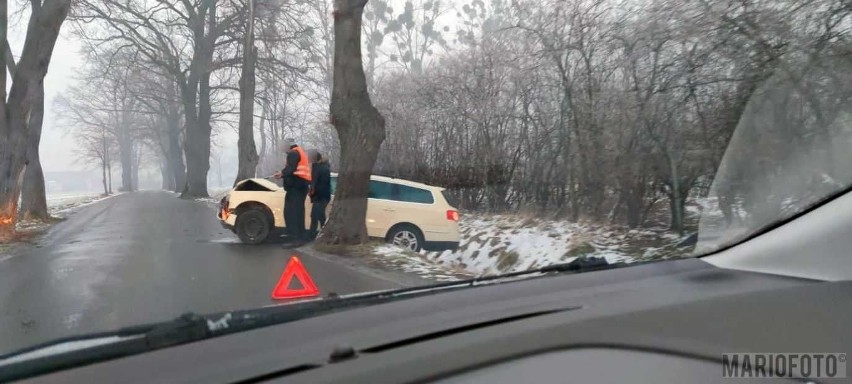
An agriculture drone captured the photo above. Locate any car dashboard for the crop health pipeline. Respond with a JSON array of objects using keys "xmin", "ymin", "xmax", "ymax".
[{"xmin": 17, "ymin": 189, "xmax": 852, "ymax": 384}]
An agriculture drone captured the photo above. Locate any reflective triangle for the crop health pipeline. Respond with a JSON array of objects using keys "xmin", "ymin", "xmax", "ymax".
[{"xmin": 271, "ymin": 256, "xmax": 320, "ymax": 299}]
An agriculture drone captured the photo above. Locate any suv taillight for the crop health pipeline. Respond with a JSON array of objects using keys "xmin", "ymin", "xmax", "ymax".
[{"xmin": 446, "ymin": 210, "xmax": 460, "ymax": 222}]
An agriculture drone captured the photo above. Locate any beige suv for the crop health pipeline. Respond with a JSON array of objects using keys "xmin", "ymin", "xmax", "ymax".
[{"xmin": 218, "ymin": 174, "xmax": 460, "ymax": 251}]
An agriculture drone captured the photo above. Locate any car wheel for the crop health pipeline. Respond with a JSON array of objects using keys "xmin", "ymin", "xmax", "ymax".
[
  {"xmin": 236, "ymin": 208, "xmax": 270, "ymax": 244},
  {"xmin": 388, "ymin": 224, "xmax": 425, "ymax": 252}
]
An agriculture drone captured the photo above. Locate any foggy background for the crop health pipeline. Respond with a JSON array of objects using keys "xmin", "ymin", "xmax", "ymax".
[{"xmin": 8, "ymin": 23, "xmax": 240, "ymax": 195}]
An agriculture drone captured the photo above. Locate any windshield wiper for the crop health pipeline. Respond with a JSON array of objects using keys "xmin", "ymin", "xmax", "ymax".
[{"xmin": 0, "ymin": 256, "xmax": 639, "ymax": 382}]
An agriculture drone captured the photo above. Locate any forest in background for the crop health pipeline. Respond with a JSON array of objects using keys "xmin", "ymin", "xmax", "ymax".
[{"xmin": 1, "ymin": 0, "xmax": 849, "ymax": 239}]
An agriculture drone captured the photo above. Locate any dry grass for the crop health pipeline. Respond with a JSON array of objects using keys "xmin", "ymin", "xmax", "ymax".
[
  {"xmin": 0, "ymin": 227, "xmax": 45, "ymax": 252},
  {"xmin": 496, "ymin": 250, "xmax": 520, "ymax": 271},
  {"xmin": 562, "ymin": 242, "xmax": 596, "ymax": 259}
]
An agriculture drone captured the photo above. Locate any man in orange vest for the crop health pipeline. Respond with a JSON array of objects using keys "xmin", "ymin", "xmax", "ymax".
[{"xmin": 273, "ymin": 138, "xmax": 312, "ymax": 243}]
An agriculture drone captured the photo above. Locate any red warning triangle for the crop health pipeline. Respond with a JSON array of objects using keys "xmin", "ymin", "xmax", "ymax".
[{"xmin": 271, "ymin": 256, "xmax": 320, "ymax": 299}]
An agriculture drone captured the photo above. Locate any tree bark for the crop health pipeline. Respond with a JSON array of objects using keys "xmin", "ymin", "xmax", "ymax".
[
  {"xmin": 318, "ymin": 0, "xmax": 386, "ymax": 246},
  {"xmin": 178, "ymin": 0, "xmax": 216, "ymax": 198},
  {"xmin": 666, "ymin": 150, "xmax": 684, "ymax": 234},
  {"xmin": 179, "ymin": 71, "xmax": 212, "ymax": 197},
  {"xmin": 166, "ymin": 104, "xmax": 185, "ymax": 192},
  {"xmin": 118, "ymin": 130, "xmax": 133, "ymax": 191},
  {"xmin": 20, "ymin": 84, "xmax": 49, "ymax": 221},
  {"xmin": 234, "ymin": 1, "xmax": 258, "ymax": 185},
  {"xmin": 160, "ymin": 155, "xmax": 172, "ymax": 190},
  {"xmin": 0, "ymin": 0, "xmax": 70, "ymax": 239},
  {"xmin": 234, "ymin": 46, "xmax": 258, "ymax": 185},
  {"xmin": 132, "ymin": 145, "xmax": 141, "ymax": 190},
  {"xmin": 101, "ymin": 155, "xmax": 108, "ymax": 195}
]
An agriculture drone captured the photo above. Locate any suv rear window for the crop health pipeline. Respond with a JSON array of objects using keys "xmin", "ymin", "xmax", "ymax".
[
  {"xmin": 441, "ymin": 190, "xmax": 459, "ymax": 208},
  {"xmin": 397, "ymin": 185, "xmax": 434, "ymax": 204}
]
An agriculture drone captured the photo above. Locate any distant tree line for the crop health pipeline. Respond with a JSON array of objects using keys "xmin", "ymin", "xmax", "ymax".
[
  {"xmin": 1, "ymin": 0, "xmax": 848, "ymax": 240},
  {"xmin": 369, "ymin": 0, "xmax": 851, "ymax": 233}
]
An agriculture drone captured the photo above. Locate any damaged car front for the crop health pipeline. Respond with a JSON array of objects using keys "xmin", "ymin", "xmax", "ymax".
[{"xmin": 219, "ymin": 178, "xmax": 285, "ymax": 244}]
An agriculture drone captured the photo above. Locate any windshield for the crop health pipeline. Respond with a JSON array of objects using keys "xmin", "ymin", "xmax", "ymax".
[
  {"xmin": 0, "ymin": 0, "xmax": 849, "ymax": 369},
  {"xmin": 695, "ymin": 53, "xmax": 852, "ymax": 254}
]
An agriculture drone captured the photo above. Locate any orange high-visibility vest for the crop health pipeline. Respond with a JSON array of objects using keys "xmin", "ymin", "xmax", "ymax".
[{"xmin": 292, "ymin": 145, "xmax": 312, "ymax": 182}]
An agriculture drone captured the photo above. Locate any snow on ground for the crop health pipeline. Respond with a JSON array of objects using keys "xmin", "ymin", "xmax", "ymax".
[
  {"xmin": 373, "ymin": 244, "xmax": 473, "ymax": 282},
  {"xmin": 46, "ymin": 193, "xmax": 115, "ymax": 218},
  {"xmin": 15, "ymin": 193, "xmax": 116, "ymax": 232},
  {"xmin": 377, "ymin": 213, "xmax": 692, "ymax": 277}
]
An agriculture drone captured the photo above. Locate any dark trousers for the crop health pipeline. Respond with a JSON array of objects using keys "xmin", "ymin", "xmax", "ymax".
[
  {"xmin": 310, "ymin": 199, "xmax": 329, "ymax": 239},
  {"xmin": 284, "ymin": 182, "xmax": 309, "ymax": 239}
]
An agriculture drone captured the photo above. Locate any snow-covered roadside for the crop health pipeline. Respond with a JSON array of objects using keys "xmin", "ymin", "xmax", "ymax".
[
  {"xmin": 373, "ymin": 244, "xmax": 474, "ymax": 282},
  {"xmin": 47, "ymin": 193, "xmax": 116, "ymax": 218},
  {"xmin": 15, "ymin": 193, "xmax": 116, "ymax": 232},
  {"xmin": 378, "ymin": 213, "xmax": 693, "ymax": 277}
]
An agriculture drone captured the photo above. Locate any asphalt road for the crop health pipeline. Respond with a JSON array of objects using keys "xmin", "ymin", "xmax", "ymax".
[{"xmin": 0, "ymin": 191, "xmax": 426, "ymax": 355}]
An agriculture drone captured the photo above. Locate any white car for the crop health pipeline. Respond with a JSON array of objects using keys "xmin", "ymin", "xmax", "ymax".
[{"xmin": 218, "ymin": 174, "xmax": 461, "ymax": 251}]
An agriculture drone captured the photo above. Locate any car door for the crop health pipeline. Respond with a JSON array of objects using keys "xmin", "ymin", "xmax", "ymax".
[
  {"xmin": 392, "ymin": 184, "xmax": 441, "ymax": 240},
  {"xmin": 365, "ymin": 180, "xmax": 397, "ymax": 237}
]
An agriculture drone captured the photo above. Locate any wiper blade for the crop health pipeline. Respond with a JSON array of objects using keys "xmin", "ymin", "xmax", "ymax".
[
  {"xmin": 0, "ymin": 313, "xmax": 215, "ymax": 382},
  {"xmin": 324, "ymin": 256, "xmax": 636, "ymax": 302},
  {"xmin": 0, "ymin": 256, "xmax": 639, "ymax": 382}
]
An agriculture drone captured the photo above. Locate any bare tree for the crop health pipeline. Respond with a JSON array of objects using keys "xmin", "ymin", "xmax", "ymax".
[
  {"xmin": 0, "ymin": 0, "xmax": 71, "ymax": 239},
  {"xmin": 73, "ymin": 128, "xmax": 117, "ymax": 196},
  {"xmin": 233, "ymin": 0, "xmax": 258, "ymax": 184},
  {"xmin": 19, "ymin": 81, "xmax": 48, "ymax": 220},
  {"xmin": 318, "ymin": 0, "xmax": 386, "ymax": 246},
  {"xmin": 76, "ymin": 0, "xmax": 243, "ymax": 197}
]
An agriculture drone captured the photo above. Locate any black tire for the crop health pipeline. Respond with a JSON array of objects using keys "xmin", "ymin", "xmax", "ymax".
[
  {"xmin": 236, "ymin": 208, "xmax": 271, "ymax": 244},
  {"xmin": 387, "ymin": 224, "xmax": 425, "ymax": 252}
]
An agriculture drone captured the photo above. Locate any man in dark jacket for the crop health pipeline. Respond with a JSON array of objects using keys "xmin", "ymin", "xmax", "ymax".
[
  {"xmin": 273, "ymin": 138, "xmax": 311, "ymax": 242},
  {"xmin": 309, "ymin": 152, "xmax": 332, "ymax": 240}
]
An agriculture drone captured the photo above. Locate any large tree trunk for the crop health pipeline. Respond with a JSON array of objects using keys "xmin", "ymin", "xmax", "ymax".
[
  {"xmin": 105, "ymin": 133, "xmax": 113, "ymax": 194},
  {"xmin": 256, "ymin": 107, "xmax": 267, "ymax": 176},
  {"xmin": 182, "ymin": 117, "xmax": 209, "ymax": 197},
  {"xmin": 234, "ymin": 3, "xmax": 258, "ymax": 185},
  {"xmin": 166, "ymin": 106, "xmax": 185, "ymax": 192},
  {"xmin": 179, "ymin": 71, "xmax": 211, "ymax": 198},
  {"xmin": 101, "ymin": 157, "xmax": 108, "ymax": 195},
  {"xmin": 132, "ymin": 145, "xmax": 141, "ymax": 190},
  {"xmin": 107, "ymin": 161, "xmax": 113, "ymax": 194},
  {"xmin": 0, "ymin": 0, "xmax": 71, "ymax": 239},
  {"xmin": 318, "ymin": 0, "xmax": 386, "ymax": 246},
  {"xmin": 0, "ymin": 0, "xmax": 8, "ymax": 239},
  {"xmin": 20, "ymin": 84, "xmax": 49, "ymax": 221},
  {"xmin": 178, "ymin": 1, "xmax": 215, "ymax": 198},
  {"xmin": 160, "ymin": 155, "xmax": 172, "ymax": 190},
  {"xmin": 666, "ymin": 151, "xmax": 684, "ymax": 234},
  {"xmin": 118, "ymin": 132, "xmax": 133, "ymax": 191}
]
